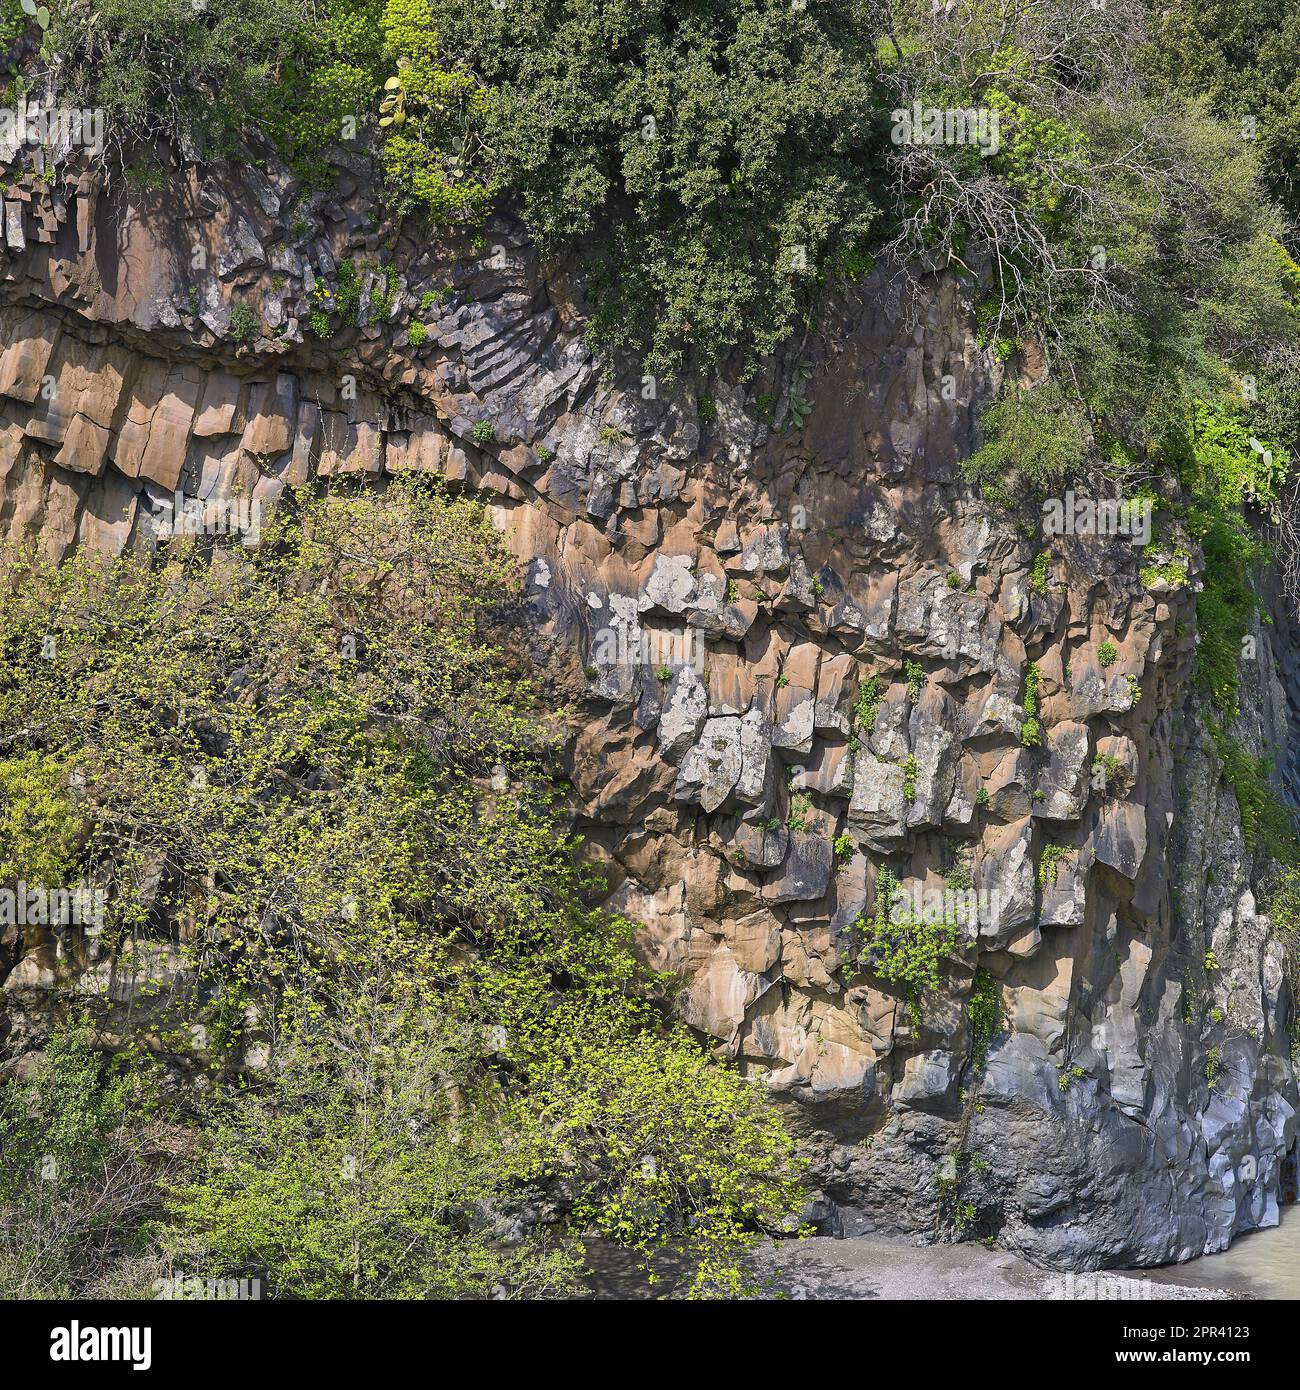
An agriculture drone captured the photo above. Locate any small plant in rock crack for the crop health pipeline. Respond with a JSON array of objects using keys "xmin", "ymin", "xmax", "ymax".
[
  {"xmin": 1205, "ymin": 1046, "xmax": 1222, "ymax": 1086},
  {"xmin": 779, "ymin": 363, "xmax": 814, "ymax": 431},
  {"xmin": 786, "ymin": 794, "xmax": 812, "ymax": 832},
  {"xmin": 472, "ymin": 420, "xmax": 496, "ymax": 446},
  {"xmin": 1020, "ymin": 662, "xmax": 1042, "ymax": 747},
  {"xmin": 775, "ymin": 672, "xmax": 789, "ymax": 689},
  {"xmin": 944, "ymin": 847, "xmax": 974, "ymax": 891},
  {"xmin": 726, "ymin": 579, "xmax": 740, "ymax": 604},
  {"xmin": 1038, "ymin": 843, "xmax": 1072, "ymax": 886},
  {"xmin": 975, "ymin": 786, "xmax": 990, "ymax": 806},
  {"xmin": 1204, "ymin": 950, "xmax": 1220, "ymax": 972},
  {"xmin": 849, "ymin": 867, "xmax": 963, "ymax": 1030},
  {"xmin": 1091, "ymin": 753, "xmax": 1122, "ymax": 795},
  {"xmin": 407, "ymin": 321, "xmax": 428, "ymax": 348},
  {"xmin": 833, "ymin": 832, "xmax": 855, "ymax": 864},
  {"xmin": 1028, "ymin": 550, "xmax": 1051, "ymax": 595},
  {"xmin": 1182, "ymin": 970, "xmax": 1197, "ymax": 1026},
  {"xmin": 905, "ymin": 660, "xmax": 925, "ymax": 704},
  {"xmin": 784, "ymin": 393, "xmax": 813, "ymax": 430},
  {"xmin": 968, "ymin": 968, "xmax": 1000, "ymax": 1069},
  {"xmin": 228, "ymin": 302, "xmax": 259, "ymax": 344},
  {"xmin": 655, "ymin": 666, "xmax": 672, "ymax": 683},
  {"xmin": 330, "ymin": 260, "xmax": 362, "ymax": 324},
  {"xmin": 854, "ymin": 673, "xmax": 883, "ymax": 732},
  {"xmin": 1097, "ymin": 640, "xmax": 1118, "ymax": 667},
  {"xmin": 698, "ymin": 396, "xmax": 717, "ymax": 424},
  {"xmin": 901, "ymin": 754, "xmax": 918, "ymax": 802},
  {"xmin": 1058, "ymin": 1064, "xmax": 1086, "ymax": 1093}
]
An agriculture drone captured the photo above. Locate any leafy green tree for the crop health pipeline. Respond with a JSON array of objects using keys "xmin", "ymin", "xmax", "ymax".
[
  {"xmin": 1143, "ymin": 0, "xmax": 1300, "ymax": 230},
  {"xmin": 377, "ymin": 0, "xmax": 497, "ymax": 222},
  {"xmin": 881, "ymin": 2, "xmax": 1300, "ymax": 494},
  {"xmin": 964, "ymin": 382, "xmax": 1093, "ymax": 502},
  {"xmin": 0, "ymin": 751, "xmax": 82, "ymax": 885},
  {"xmin": 0, "ymin": 1022, "xmax": 169, "ymax": 1298},
  {"xmin": 0, "ymin": 481, "xmax": 805, "ymax": 1298},
  {"xmin": 1, "ymin": 0, "xmax": 26, "ymax": 52},
  {"xmin": 53, "ymin": 0, "xmax": 308, "ymax": 163},
  {"xmin": 257, "ymin": 0, "xmax": 390, "ymax": 185},
  {"xmin": 420, "ymin": 0, "xmax": 883, "ymax": 376},
  {"xmin": 164, "ymin": 965, "xmax": 587, "ymax": 1300}
]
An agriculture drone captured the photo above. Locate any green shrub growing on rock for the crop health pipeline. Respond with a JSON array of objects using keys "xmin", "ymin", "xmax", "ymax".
[
  {"xmin": 53, "ymin": 0, "xmax": 309, "ymax": 164},
  {"xmin": 0, "ymin": 482, "xmax": 805, "ymax": 1299},
  {"xmin": 1020, "ymin": 662, "xmax": 1042, "ymax": 747},
  {"xmin": 422, "ymin": 0, "xmax": 882, "ymax": 376},
  {"xmin": 850, "ymin": 867, "xmax": 963, "ymax": 1029}
]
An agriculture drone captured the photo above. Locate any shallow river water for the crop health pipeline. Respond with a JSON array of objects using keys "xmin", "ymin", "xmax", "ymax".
[
  {"xmin": 588, "ymin": 1207, "xmax": 1300, "ymax": 1299},
  {"xmin": 1134, "ymin": 1205, "xmax": 1300, "ymax": 1300}
]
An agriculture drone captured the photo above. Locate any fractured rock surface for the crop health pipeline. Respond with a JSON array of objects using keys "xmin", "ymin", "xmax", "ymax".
[{"xmin": 1, "ymin": 141, "xmax": 1296, "ymax": 1271}]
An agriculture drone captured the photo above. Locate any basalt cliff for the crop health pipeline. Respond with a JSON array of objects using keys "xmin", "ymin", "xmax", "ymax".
[{"xmin": 2, "ymin": 134, "xmax": 1297, "ymax": 1272}]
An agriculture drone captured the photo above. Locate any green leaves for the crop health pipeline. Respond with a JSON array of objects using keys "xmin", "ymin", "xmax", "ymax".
[
  {"xmin": 1, "ymin": 479, "xmax": 806, "ymax": 1298},
  {"xmin": 0, "ymin": 751, "xmax": 82, "ymax": 886},
  {"xmin": 849, "ymin": 867, "xmax": 964, "ymax": 1029},
  {"xmin": 15, "ymin": 0, "xmax": 46, "ymax": 27},
  {"xmin": 47, "ymin": 0, "xmax": 312, "ymax": 163},
  {"xmin": 421, "ymin": 0, "xmax": 881, "ymax": 376},
  {"xmin": 375, "ymin": 0, "xmax": 496, "ymax": 221},
  {"xmin": 0, "ymin": 1021, "xmax": 170, "ymax": 1298}
]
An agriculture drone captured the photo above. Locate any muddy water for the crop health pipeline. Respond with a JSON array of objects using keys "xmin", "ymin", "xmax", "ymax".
[
  {"xmin": 1136, "ymin": 1207, "xmax": 1300, "ymax": 1299},
  {"xmin": 587, "ymin": 1210, "xmax": 1300, "ymax": 1299}
]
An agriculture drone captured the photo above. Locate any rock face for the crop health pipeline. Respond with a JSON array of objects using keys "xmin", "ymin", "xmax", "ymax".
[{"xmin": 2, "ymin": 141, "xmax": 1297, "ymax": 1272}]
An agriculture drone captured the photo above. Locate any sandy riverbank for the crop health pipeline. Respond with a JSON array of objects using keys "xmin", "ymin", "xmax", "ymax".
[{"xmin": 752, "ymin": 1235, "xmax": 1238, "ymax": 1301}]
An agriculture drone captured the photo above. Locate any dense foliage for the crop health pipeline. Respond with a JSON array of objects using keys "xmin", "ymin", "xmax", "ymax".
[
  {"xmin": 42, "ymin": 0, "xmax": 884, "ymax": 374},
  {"xmin": 52, "ymin": 0, "xmax": 306, "ymax": 163},
  {"xmin": 418, "ymin": 0, "xmax": 882, "ymax": 376},
  {"xmin": 34, "ymin": 0, "xmax": 1300, "ymax": 401},
  {"xmin": 6, "ymin": 0, "xmax": 1300, "ymax": 1295},
  {"xmin": 875, "ymin": 6, "xmax": 1300, "ymax": 872},
  {"xmin": 0, "ymin": 1025, "xmax": 168, "ymax": 1298},
  {"xmin": 0, "ymin": 484, "xmax": 804, "ymax": 1298},
  {"xmin": 1143, "ymin": 0, "xmax": 1300, "ymax": 230}
]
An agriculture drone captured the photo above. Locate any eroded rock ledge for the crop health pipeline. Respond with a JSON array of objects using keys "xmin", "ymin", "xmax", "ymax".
[{"xmin": 1, "ymin": 142, "xmax": 1296, "ymax": 1271}]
